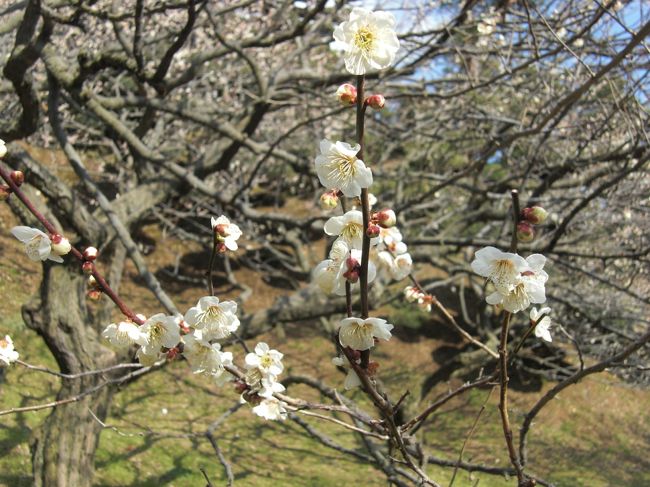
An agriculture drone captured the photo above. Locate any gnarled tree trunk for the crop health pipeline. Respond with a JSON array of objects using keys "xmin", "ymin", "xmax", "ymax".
[{"xmin": 22, "ymin": 262, "xmax": 118, "ymax": 487}]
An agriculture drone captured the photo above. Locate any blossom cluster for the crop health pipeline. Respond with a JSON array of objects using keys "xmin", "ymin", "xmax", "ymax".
[
  {"xmin": 471, "ymin": 246, "xmax": 553, "ymax": 341},
  {"xmin": 310, "ymin": 8, "xmax": 401, "ymax": 390}
]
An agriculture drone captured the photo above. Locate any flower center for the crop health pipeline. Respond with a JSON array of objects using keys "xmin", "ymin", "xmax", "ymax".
[
  {"xmin": 148, "ymin": 322, "xmax": 165, "ymax": 343},
  {"xmin": 354, "ymin": 26, "xmax": 374, "ymax": 53},
  {"xmin": 197, "ymin": 305, "xmax": 225, "ymax": 328},
  {"xmin": 341, "ymin": 222, "xmax": 363, "ymax": 241},
  {"xmin": 327, "ymin": 156, "xmax": 357, "ymax": 184},
  {"xmin": 489, "ymin": 259, "xmax": 516, "ymax": 289},
  {"xmin": 260, "ymin": 355, "xmax": 273, "ymax": 369},
  {"xmin": 0, "ymin": 339, "xmax": 8, "ymax": 348}
]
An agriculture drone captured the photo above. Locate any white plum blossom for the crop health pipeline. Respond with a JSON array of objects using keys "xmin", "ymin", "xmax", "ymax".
[
  {"xmin": 324, "ymin": 210, "xmax": 365, "ymax": 248},
  {"xmin": 211, "ymin": 215, "xmax": 242, "ymax": 251},
  {"xmin": 0, "ymin": 139, "xmax": 6, "ymax": 158},
  {"xmin": 530, "ymin": 307, "xmax": 553, "ymax": 342},
  {"xmin": 101, "ymin": 321, "xmax": 146, "ymax": 351},
  {"xmin": 0, "ymin": 335, "xmax": 19, "ymax": 366},
  {"xmin": 184, "ymin": 296, "xmax": 240, "ymax": 340},
  {"xmin": 245, "ymin": 342, "xmax": 284, "ymax": 377},
  {"xmin": 333, "ymin": 7, "xmax": 400, "ymax": 75},
  {"xmin": 259, "ymin": 376, "xmax": 286, "ymax": 399},
  {"xmin": 315, "ymin": 139, "xmax": 373, "ymax": 198},
  {"xmin": 252, "ymin": 398, "xmax": 288, "ymax": 421},
  {"xmin": 332, "ymin": 356, "xmax": 362, "ymax": 390},
  {"xmin": 471, "ymin": 246, "xmax": 530, "ymax": 295},
  {"xmin": 484, "ymin": 253, "xmax": 548, "ymax": 313},
  {"xmin": 182, "ymin": 332, "xmax": 233, "ymax": 378},
  {"xmin": 139, "ymin": 313, "xmax": 181, "ymax": 355},
  {"xmin": 10, "ymin": 226, "xmax": 64, "ymax": 263},
  {"xmin": 337, "ymin": 317, "xmax": 393, "ymax": 351},
  {"xmin": 313, "ymin": 239, "xmax": 376, "ymax": 296},
  {"xmin": 390, "ymin": 252, "xmax": 413, "ymax": 281}
]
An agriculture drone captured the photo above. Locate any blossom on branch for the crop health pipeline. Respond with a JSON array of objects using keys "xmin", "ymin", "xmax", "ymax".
[
  {"xmin": 252, "ymin": 398, "xmax": 288, "ymax": 421},
  {"xmin": 530, "ymin": 306, "xmax": 553, "ymax": 342},
  {"xmin": 138, "ymin": 313, "xmax": 182, "ymax": 361},
  {"xmin": 337, "ymin": 317, "xmax": 393, "ymax": 351},
  {"xmin": 211, "ymin": 215, "xmax": 242, "ymax": 251},
  {"xmin": 0, "ymin": 335, "xmax": 19, "ymax": 366},
  {"xmin": 184, "ymin": 296, "xmax": 240, "ymax": 340},
  {"xmin": 315, "ymin": 139, "xmax": 372, "ymax": 198},
  {"xmin": 313, "ymin": 239, "xmax": 376, "ymax": 295},
  {"xmin": 332, "ymin": 355, "xmax": 362, "ymax": 390},
  {"xmin": 470, "ymin": 246, "xmax": 530, "ymax": 295},
  {"xmin": 101, "ymin": 321, "xmax": 146, "ymax": 351},
  {"xmin": 324, "ymin": 210, "xmax": 372, "ymax": 249},
  {"xmin": 182, "ymin": 332, "xmax": 233, "ymax": 379},
  {"xmin": 333, "ymin": 7, "xmax": 400, "ymax": 75},
  {"xmin": 10, "ymin": 226, "xmax": 64, "ymax": 263},
  {"xmin": 245, "ymin": 342, "xmax": 284, "ymax": 377}
]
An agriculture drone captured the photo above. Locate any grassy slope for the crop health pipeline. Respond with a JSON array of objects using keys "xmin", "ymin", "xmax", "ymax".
[{"xmin": 1, "ymin": 206, "xmax": 649, "ymax": 487}]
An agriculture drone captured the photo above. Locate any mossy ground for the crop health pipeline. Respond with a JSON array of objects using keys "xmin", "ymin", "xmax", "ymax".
[{"xmin": 1, "ymin": 203, "xmax": 649, "ymax": 487}]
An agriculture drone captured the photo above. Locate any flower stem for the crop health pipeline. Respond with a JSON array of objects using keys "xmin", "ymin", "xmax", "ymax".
[{"xmin": 355, "ymin": 74, "xmax": 371, "ymax": 369}]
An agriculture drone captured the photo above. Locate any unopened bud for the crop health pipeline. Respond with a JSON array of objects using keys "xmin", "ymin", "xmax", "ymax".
[
  {"xmin": 366, "ymin": 223, "xmax": 381, "ymax": 238},
  {"xmin": 521, "ymin": 206, "xmax": 548, "ymax": 225},
  {"xmin": 0, "ymin": 185, "xmax": 11, "ymax": 200},
  {"xmin": 516, "ymin": 222, "xmax": 535, "ymax": 243},
  {"xmin": 166, "ymin": 347, "xmax": 180, "ymax": 360},
  {"xmin": 346, "ymin": 348, "xmax": 361, "ymax": 361},
  {"xmin": 10, "ymin": 170, "xmax": 24, "ymax": 187},
  {"xmin": 336, "ymin": 83, "xmax": 357, "ymax": 106},
  {"xmin": 0, "ymin": 140, "xmax": 6, "ymax": 158},
  {"xmin": 87, "ymin": 275, "xmax": 98, "ymax": 288},
  {"xmin": 214, "ymin": 224, "xmax": 228, "ymax": 238},
  {"xmin": 216, "ymin": 242, "xmax": 228, "ymax": 254},
  {"xmin": 374, "ymin": 208, "xmax": 396, "ymax": 228},
  {"xmin": 233, "ymin": 380, "xmax": 248, "ymax": 394},
  {"xmin": 319, "ymin": 190, "xmax": 339, "ymax": 210},
  {"xmin": 82, "ymin": 261, "xmax": 94, "ymax": 274},
  {"xmin": 86, "ymin": 289, "xmax": 102, "ymax": 301},
  {"xmin": 179, "ymin": 320, "xmax": 190, "ymax": 334},
  {"xmin": 50, "ymin": 234, "xmax": 71, "ymax": 256},
  {"xmin": 366, "ymin": 94, "xmax": 385, "ymax": 110},
  {"xmin": 83, "ymin": 247, "xmax": 98, "ymax": 261}
]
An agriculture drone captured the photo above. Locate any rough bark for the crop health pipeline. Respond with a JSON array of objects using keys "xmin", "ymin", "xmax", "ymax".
[{"xmin": 21, "ymin": 261, "xmax": 118, "ymax": 487}]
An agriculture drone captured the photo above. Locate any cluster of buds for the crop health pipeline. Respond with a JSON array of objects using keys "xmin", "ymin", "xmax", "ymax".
[
  {"xmin": 343, "ymin": 255, "xmax": 361, "ymax": 283},
  {"xmin": 86, "ymin": 274, "xmax": 102, "ymax": 301},
  {"xmin": 404, "ymin": 286, "xmax": 434, "ymax": 312},
  {"xmin": 0, "ymin": 170, "xmax": 25, "ymax": 201},
  {"xmin": 517, "ymin": 206, "xmax": 548, "ymax": 243},
  {"xmin": 335, "ymin": 84, "xmax": 387, "ymax": 111},
  {"xmin": 319, "ymin": 190, "xmax": 340, "ymax": 210}
]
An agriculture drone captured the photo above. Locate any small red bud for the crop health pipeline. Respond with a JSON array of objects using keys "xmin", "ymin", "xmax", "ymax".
[
  {"xmin": 214, "ymin": 224, "xmax": 228, "ymax": 237},
  {"xmin": 366, "ymin": 94, "xmax": 386, "ymax": 110},
  {"xmin": 86, "ymin": 289, "xmax": 102, "ymax": 301},
  {"xmin": 521, "ymin": 206, "xmax": 548, "ymax": 225},
  {"xmin": 179, "ymin": 320, "xmax": 190, "ymax": 334},
  {"xmin": 166, "ymin": 347, "xmax": 180, "ymax": 360},
  {"xmin": 517, "ymin": 222, "xmax": 535, "ymax": 243},
  {"xmin": 216, "ymin": 242, "xmax": 227, "ymax": 254},
  {"xmin": 366, "ymin": 223, "xmax": 381, "ymax": 238},
  {"xmin": 10, "ymin": 170, "xmax": 24, "ymax": 187},
  {"xmin": 0, "ymin": 185, "xmax": 11, "ymax": 200},
  {"xmin": 336, "ymin": 83, "xmax": 357, "ymax": 106},
  {"xmin": 233, "ymin": 380, "xmax": 248, "ymax": 393},
  {"xmin": 83, "ymin": 247, "xmax": 98, "ymax": 261},
  {"xmin": 82, "ymin": 261, "xmax": 94, "ymax": 274}
]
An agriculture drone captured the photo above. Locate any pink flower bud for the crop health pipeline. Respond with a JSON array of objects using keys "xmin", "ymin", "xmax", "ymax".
[
  {"xmin": 521, "ymin": 206, "xmax": 548, "ymax": 225},
  {"xmin": 83, "ymin": 247, "xmax": 98, "ymax": 261},
  {"xmin": 336, "ymin": 83, "xmax": 357, "ymax": 106},
  {"xmin": 366, "ymin": 94, "xmax": 385, "ymax": 110},
  {"xmin": 166, "ymin": 347, "xmax": 180, "ymax": 360},
  {"xmin": 179, "ymin": 320, "xmax": 190, "ymax": 335},
  {"xmin": 214, "ymin": 224, "xmax": 228, "ymax": 238},
  {"xmin": 216, "ymin": 242, "xmax": 228, "ymax": 254},
  {"xmin": 404, "ymin": 286, "xmax": 421, "ymax": 303},
  {"xmin": 319, "ymin": 190, "xmax": 339, "ymax": 210},
  {"xmin": 82, "ymin": 261, "xmax": 94, "ymax": 274},
  {"xmin": 86, "ymin": 289, "xmax": 102, "ymax": 301},
  {"xmin": 516, "ymin": 222, "xmax": 535, "ymax": 243},
  {"xmin": 366, "ymin": 223, "xmax": 381, "ymax": 238},
  {"xmin": 10, "ymin": 170, "xmax": 24, "ymax": 187},
  {"xmin": 0, "ymin": 185, "xmax": 11, "ymax": 200},
  {"xmin": 374, "ymin": 208, "xmax": 396, "ymax": 228},
  {"xmin": 50, "ymin": 234, "xmax": 71, "ymax": 256},
  {"xmin": 343, "ymin": 268, "xmax": 359, "ymax": 283}
]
